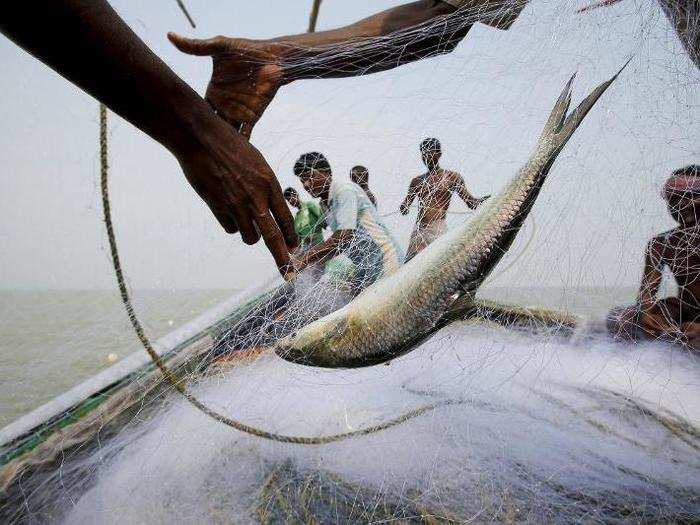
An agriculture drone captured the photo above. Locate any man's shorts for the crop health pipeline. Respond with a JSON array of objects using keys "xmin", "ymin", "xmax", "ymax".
[{"xmin": 405, "ymin": 219, "xmax": 448, "ymax": 262}]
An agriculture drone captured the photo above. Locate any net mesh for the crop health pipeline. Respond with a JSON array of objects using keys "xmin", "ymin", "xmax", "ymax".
[{"xmin": 1, "ymin": 0, "xmax": 699, "ymax": 523}]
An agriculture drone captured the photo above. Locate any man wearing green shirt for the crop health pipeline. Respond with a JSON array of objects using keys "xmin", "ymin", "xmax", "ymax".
[{"xmin": 284, "ymin": 187, "xmax": 325, "ymax": 248}]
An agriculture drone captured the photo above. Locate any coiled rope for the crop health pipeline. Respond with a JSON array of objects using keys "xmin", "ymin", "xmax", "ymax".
[{"xmin": 99, "ymin": 103, "xmax": 448, "ymax": 444}]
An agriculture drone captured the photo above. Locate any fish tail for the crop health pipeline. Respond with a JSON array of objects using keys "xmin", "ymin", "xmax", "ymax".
[
  {"xmin": 464, "ymin": 63, "xmax": 629, "ymax": 294},
  {"xmin": 538, "ymin": 73, "xmax": 575, "ymax": 141},
  {"xmin": 549, "ymin": 59, "xmax": 631, "ymax": 154}
]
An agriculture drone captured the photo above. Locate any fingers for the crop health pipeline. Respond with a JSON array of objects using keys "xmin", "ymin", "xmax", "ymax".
[
  {"xmin": 211, "ymin": 208, "xmax": 239, "ymax": 235},
  {"xmin": 268, "ymin": 181, "xmax": 299, "ymax": 250},
  {"xmin": 167, "ymin": 32, "xmax": 227, "ymax": 56},
  {"xmin": 230, "ymin": 205, "xmax": 260, "ymax": 245},
  {"xmin": 237, "ymin": 123, "xmax": 252, "ymax": 139},
  {"xmin": 255, "ymin": 211, "xmax": 295, "ymax": 279}
]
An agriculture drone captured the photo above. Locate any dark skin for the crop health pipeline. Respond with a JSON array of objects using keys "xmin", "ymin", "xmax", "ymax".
[
  {"xmin": 284, "ymin": 191, "xmax": 301, "ymax": 210},
  {"xmin": 350, "ymin": 166, "xmax": 378, "ymax": 206},
  {"xmin": 400, "ymin": 147, "xmax": 488, "ymax": 225},
  {"xmin": 626, "ymin": 195, "xmax": 700, "ymax": 343},
  {"xmin": 0, "ymin": 1, "xmax": 297, "ymax": 277},
  {"xmin": 291, "ymin": 168, "xmax": 353, "ymax": 272},
  {"xmin": 168, "ymin": 0, "xmax": 527, "ymax": 137}
]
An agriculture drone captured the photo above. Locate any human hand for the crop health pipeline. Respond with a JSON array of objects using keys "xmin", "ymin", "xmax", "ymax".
[
  {"xmin": 175, "ymin": 110, "xmax": 298, "ymax": 276},
  {"xmin": 168, "ymin": 33, "xmax": 284, "ymax": 138},
  {"xmin": 289, "ymin": 252, "xmax": 306, "ymax": 274}
]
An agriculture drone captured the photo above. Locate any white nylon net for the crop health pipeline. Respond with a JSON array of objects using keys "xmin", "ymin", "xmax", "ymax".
[{"xmin": 1, "ymin": 1, "xmax": 699, "ymax": 523}]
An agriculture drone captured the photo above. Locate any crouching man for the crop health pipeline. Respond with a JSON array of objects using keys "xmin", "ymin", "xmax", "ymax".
[
  {"xmin": 290, "ymin": 152, "xmax": 402, "ymax": 295},
  {"xmin": 608, "ymin": 165, "xmax": 700, "ymax": 350}
]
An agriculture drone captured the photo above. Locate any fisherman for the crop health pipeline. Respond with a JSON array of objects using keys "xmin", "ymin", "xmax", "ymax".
[
  {"xmin": 290, "ymin": 152, "xmax": 402, "ymax": 294},
  {"xmin": 168, "ymin": 0, "xmax": 528, "ymax": 138},
  {"xmin": 283, "ymin": 187, "xmax": 326, "ymax": 248},
  {"xmin": 0, "ymin": 0, "xmax": 297, "ymax": 277},
  {"xmin": 400, "ymin": 138, "xmax": 489, "ymax": 261},
  {"xmin": 350, "ymin": 166, "xmax": 378, "ymax": 207},
  {"xmin": 607, "ymin": 165, "xmax": 700, "ymax": 350}
]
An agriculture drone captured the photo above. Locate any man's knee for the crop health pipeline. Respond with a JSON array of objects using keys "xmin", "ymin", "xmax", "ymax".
[{"xmin": 606, "ymin": 305, "xmax": 643, "ymax": 341}]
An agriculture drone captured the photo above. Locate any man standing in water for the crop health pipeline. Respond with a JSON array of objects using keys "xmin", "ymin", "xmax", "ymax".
[
  {"xmin": 291, "ymin": 152, "xmax": 402, "ymax": 294},
  {"xmin": 400, "ymin": 138, "xmax": 489, "ymax": 261},
  {"xmin": 350, "ymin": 166, "xmax": 378, "ymax": 207},
  {"xmin": 283, "ymin": 187, "xmax": 325, "ymax": 248},
  {"xmin": 608, "ymin": 165, "xmax": 700, "ymax": 349}
]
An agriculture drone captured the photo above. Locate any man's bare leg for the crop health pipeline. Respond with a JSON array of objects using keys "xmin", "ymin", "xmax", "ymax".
[{"xmin": 168, "ymin": 0, "xmax": 528, "ymax": 136}]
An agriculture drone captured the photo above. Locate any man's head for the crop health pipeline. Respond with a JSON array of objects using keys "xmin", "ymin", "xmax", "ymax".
[
  {"xmin": 293, "ymin": 152, "xmax": 332, "ymax": 198},
  {"xmin": 420, "ymin": 138, "xmax": 442, "ymax": 170},
  {"xmin": 663, "ymin": 165, "xmax": 700, "ymax": 226},
  {"xmin": 283, "ymin": 187, "xmax": 300, "ymax": 209},
  {"xmin": 350, "ymin": 165, "xmax": 369, "ymax": 187}
]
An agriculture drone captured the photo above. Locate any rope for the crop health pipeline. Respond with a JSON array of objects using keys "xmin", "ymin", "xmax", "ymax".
[
  {"xmin": 307, "ymin": 0, "xmax": 323, "ymax": 33},
  {"xmin": 99, "ymin": 103, "xmax": 446, "ymax": 444},
  {"xmin": 175, "ymin": 0, "xmax": 196, "ymax": 28}
]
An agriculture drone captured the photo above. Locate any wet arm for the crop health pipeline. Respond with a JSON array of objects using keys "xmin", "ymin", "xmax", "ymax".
[
  {"xmin": 0, "ymin": 0, "xmax": 205, "ymax": 154},
  {"xmin": 365, "ymin": 188, "xmax": 378, "ymax": 207},
  {"xmin": 295, "ymin": 230, "xmax": 353, "ymax": 270},
  {"xmin": 0, "ymin": 1, "xmax": 297, "ymax": 275},
  {"xmin": 636, "ymin": 242, "xmax": 662, "ymax": 308},
  {"xmin": 400, "ymin": 180, "xmax": 419, "ymax": 214},
  {"xmin": 272, "ymin": 1, "xmax": 470, "ymax": 81},
  {"xmin": 453, "ymin": 173, "xmax": 485, "ymax": 209},
  {"xmin": 635, "ymin": 242, "xmax": 685, "ymax": 340}
]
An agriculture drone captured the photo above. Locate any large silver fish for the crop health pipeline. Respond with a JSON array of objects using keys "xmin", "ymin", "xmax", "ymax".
[{"xmin": 276, "ymin": 68, "xmax": 625, "ymax": 368}]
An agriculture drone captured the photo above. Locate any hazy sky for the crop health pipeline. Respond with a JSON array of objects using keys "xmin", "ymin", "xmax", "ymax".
[{"xmin": 0, "ymin": 0, "xmax": 697, "ymax": 290}]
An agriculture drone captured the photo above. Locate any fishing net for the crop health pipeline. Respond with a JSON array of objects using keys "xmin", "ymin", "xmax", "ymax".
[{"xmin": 1, "ymin": 0, "xmax": 699, "ymax": 523}]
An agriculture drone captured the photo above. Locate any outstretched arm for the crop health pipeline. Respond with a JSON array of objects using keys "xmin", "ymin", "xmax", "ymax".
[
  {"xmin": 293, "ymin": 230, "xmax": 354, "ymax": 270},
  {"xmin": 633, "ymin": 239, "xmax": 691, "ymax": 343},
  {"xmin": 169, "ymin": 0, "xmax": 527, "ymax": 135},
  {"xmin": 400, "ymin": 179, "xmax": 420, "ymax": 215},
  {"xmin": 453, "ymin": 173, "xmax": 488, "ymax": 209},
  {"xmin": 0, "ymin": 0, "xmax": 297, "ymax": 276},
  {"xmin": 636, "ymin": 241, "xmax": 663, "ymax": 308}
]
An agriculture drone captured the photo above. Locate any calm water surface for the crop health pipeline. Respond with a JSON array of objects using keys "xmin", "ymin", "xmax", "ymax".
[{"xmin": 0, "ymin": 286, "xmax": 635, "ymax": 428}]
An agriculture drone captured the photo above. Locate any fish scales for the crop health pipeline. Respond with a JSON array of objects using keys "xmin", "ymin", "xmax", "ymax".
[{"xmin": 277, "ymin": 66, "xmax": 627, "ymax": 368}]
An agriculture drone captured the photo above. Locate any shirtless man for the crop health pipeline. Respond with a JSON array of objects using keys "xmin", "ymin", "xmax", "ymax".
[
  {"xmin": 350, "ymin": 165, "xmax": 378, "ymax": 207},
  {"xmin": 400, "ymin": 138, "xmax": 489, "ymax": 261},
  {"xmin": 168, "ymin": 0, "xmax": 528, "ymax": 138},
  {"xmin": 608, "ymin": 165, "xmax": 700, "ymax": 349},
  {"xmin": 2, "ymin": 1, "xmax": 526, "ymax": 277}
]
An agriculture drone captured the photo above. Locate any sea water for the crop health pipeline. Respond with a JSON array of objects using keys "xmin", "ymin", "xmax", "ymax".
[
  {"xmin": 0, "ymin": 286, "xmax": 631, "ymax": 428},
  {"xmin": 0, "ymin": 289, "xmax": 233, "ymax": 427}
]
